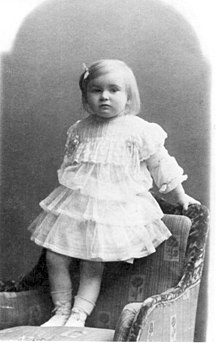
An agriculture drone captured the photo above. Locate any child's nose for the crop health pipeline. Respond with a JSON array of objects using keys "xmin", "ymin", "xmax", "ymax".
[{"xmin": 101, "ymin": 91, "xmax": 109, "ymax": 100}]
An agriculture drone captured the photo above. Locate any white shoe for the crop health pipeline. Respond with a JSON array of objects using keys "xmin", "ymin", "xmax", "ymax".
[
  {"xmin": 65, "ymin": 308, "xmax": 87, "ymax": 327},
  {"xmin": 41, "ymin": 314, "xmax": 70, "ymax": 327},
  {"xmin": 41, "ymin": 302, "xmax": 71, "ymax": 327}
]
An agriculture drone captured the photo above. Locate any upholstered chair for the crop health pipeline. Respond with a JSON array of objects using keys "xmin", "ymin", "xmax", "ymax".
[{"xmin": 0, "ymin": 196, "xmax": 209, "ymax": 342}]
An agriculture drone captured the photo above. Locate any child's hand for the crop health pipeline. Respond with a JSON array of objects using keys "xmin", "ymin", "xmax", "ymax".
[
  {"xmin": 167, "ymin": 184, "xmax": 201, "ymax": 210},
  {"xmin": 177, "ymin": 193, "xmax": 201, "ymax": 211}
]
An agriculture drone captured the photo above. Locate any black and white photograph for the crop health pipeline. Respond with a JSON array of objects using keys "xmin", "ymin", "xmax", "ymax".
[{"xmin": 0, "ymin": 0, "xmax": 217, "ymax": 341}]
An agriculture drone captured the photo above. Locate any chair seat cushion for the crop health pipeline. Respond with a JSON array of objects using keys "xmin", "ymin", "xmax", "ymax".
[{"xmin": 0, "ymin": 326, "xmax": 114, "ymax": 341}]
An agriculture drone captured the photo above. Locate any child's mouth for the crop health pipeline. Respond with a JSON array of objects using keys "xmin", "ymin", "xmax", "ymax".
[{"xmin": 100, "ymin": 104, "xmax": 110, "ymax": 109}]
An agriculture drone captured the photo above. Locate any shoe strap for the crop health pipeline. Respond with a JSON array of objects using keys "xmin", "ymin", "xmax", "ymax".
[
  {"xmin": 52, "ymin": 302, "xmax": 71, "ymax": 316},
  {"xmin": 71, "ymin": 308, "xmax": 87, "ymax": 321}
]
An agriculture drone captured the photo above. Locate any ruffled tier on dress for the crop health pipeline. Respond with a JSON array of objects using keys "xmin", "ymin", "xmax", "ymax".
[{"xmin": 29, "ymin": 184, "xmax": 171, "ymax": 262}]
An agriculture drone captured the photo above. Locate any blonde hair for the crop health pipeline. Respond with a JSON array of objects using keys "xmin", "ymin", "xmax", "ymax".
[{"xmin": 79, "ymin": 59, "xmax": 141, "ymax": 115}]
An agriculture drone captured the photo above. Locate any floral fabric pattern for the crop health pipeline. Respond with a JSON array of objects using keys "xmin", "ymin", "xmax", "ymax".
[{"xmin": 126, "ymin": 201, "xmax": 209, "ymax": 341}]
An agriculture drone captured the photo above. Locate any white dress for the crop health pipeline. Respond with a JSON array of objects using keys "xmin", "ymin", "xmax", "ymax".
[{"xmin": 29, "ymin": 114, "xmax": 187, "ymax": 262}]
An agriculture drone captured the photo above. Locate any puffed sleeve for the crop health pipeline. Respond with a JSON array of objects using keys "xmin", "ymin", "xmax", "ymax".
[
  {"xmin": 59, "ymin": 120, "xmax": 81, "ymax": 170},
  {"xmin": 141, "ymin": 123, "xmax": 188, "ymax": 193},
  {"xmin": 64, "ymin": 121, "xmax": 80, "ymax": 158}
]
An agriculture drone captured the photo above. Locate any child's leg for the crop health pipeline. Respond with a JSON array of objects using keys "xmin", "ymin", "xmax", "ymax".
[
  {"xmin": 41, "ymin": 250, "xmax": 72, "ymax": 326},
  {"xmin": 65, "ymin": 260, "xmax": 104, "ymax": 327}
]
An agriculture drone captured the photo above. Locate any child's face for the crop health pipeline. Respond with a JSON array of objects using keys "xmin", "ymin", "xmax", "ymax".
[{"xmin": 86, "ymin": 71, "xmax": 128, "ymax": 118}]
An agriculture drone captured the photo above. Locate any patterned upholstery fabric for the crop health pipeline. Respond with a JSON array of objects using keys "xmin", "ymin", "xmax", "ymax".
[
  {"xmin": 0, "ymin": 326, "xmax": 114, "ymax": 341},
  {"xmin": 114, "ymin": 201, "xmax": 209, "ymax": 341},
  {"xmin": 0, "ymin": 289, "xmax": 52, "ymax": 330}
]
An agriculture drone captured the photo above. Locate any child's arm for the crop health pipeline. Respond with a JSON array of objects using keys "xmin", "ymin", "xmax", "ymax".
[
  {"xmin": 167, "ymin": 183, "xmax": 201, "ymax": 210},
  {"xmin": 142, "ymin": 123, "xmax": 201, "ymax": 210}
]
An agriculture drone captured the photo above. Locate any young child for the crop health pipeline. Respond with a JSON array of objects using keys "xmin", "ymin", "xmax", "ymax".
[{"xmin": 29, "ymin": 59, "xmax": 200, "ymax": 327}]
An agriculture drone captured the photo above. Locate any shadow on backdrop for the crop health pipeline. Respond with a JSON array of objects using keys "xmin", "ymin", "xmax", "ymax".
[{"xmin": 0, "ymin": 0, "xmax": 210, "ymax": 340}]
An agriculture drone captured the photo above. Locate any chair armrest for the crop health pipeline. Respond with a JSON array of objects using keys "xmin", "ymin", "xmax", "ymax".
[
  {"xmin": 114, "ymin": 203, "xmax": 209, "ymax": 341},
  {"xmin": 127, "ymin": 283, "xmax": 201, "ymax": 341},
  {"xmin": 113, "ymin": 303, "xmax": 142, "ymax": 341}
]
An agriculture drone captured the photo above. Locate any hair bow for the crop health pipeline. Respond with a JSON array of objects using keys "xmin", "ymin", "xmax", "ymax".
[{"xmin": 82, "ymin": 63, "xmax": 89, "ymax": 80}]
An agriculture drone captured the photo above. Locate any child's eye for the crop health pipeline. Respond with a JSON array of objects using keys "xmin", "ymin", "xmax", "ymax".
[
  {"xmin": 90, "ymin": 88, "xmax": 101, "ymax": 93},
  {"xmin": 110, "ymin": 87, "xmax": 119, "ymax": 93}
]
